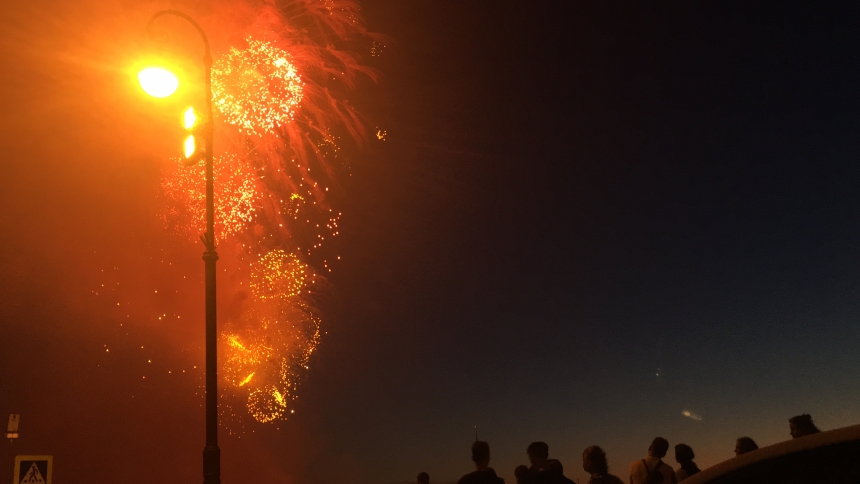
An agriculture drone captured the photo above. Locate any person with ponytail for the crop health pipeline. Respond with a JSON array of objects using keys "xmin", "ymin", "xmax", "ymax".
[{"xmin": 673, "ymin": 444, "xmax": 700, "ymax": 482}]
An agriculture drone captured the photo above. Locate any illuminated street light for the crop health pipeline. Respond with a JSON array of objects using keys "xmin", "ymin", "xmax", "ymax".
[
  {"xmin": 142, "ymin": 10, "xmax": 220, "ymax": 484},
  {"xmin": 182, "ymin": 106, "xmax": 203, "ymax": 162},
  {"xmin": 183, "ymin": 106, "xmax": 199, "ymax": 129},
  {"xmin": 137, "ymin": 67, "xmax": 179, "ymax": 98},
  {"xmin": 183, "ymin": 134, "xmax": 197, "ymax": 159}
]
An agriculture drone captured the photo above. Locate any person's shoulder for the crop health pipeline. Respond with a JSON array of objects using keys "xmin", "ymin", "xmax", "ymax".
[
  {"xmin": 591, "ymin": 475, "xmax": 624, "ymax": 484},
  {"xmin": 658, "ymin": 462, "xmax": 675, "ymax": 480},
  {"xmin": 457, "ymin": 472, "xmax": 477, "ymax": 484},
  {"xmin": 485, "ymin": 467, "xmax": 504, "ymax": 484}
]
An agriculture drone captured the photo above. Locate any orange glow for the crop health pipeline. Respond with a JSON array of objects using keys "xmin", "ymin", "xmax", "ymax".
[
  {"xmin": 137, "ymin": 67, "xmax": 179, "ymax": 98},
  {"xmin": 159, "ymin": 154, "xmax": 259, "ymax": 239},
  {"xmin": 183, "ymin": 135, "xmax": 196, "ymax": 158},
  {"xmin": 183, "ymin": 107, "xmax": 199, "ymax": 130}
]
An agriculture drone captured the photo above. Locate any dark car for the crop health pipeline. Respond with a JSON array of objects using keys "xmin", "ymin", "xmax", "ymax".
[{"xmin": 683, "ymin": 424, "xmax": 860, "ymax": 484}]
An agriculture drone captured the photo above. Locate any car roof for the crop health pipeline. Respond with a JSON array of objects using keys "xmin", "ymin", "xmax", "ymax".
[{"xmin": 682, "ymin": 423, "xmax": 860, "ymax": 484}]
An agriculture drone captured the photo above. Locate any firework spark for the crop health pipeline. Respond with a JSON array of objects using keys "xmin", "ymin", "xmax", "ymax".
[
  {"xmin": 159, "ymin": 153, "xmax": 259, "ymax": 239},
  {"xmin": 250, "ymin": 249, "xmax": 309, "ymax": 300},
  {"xmin": 212, "ymin": 38, "xmax": 304, "ymax": 137}
]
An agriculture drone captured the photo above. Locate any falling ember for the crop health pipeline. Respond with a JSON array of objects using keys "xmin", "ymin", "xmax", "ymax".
[
  {"xmin": 159, "ymin": 153, "xmax": 259, "ymax": 239},
  {"xmin": 212, "ymin": 38, "xmax": 304, "ymax": 137},
  {"xmin": 250, "ymin": 250, "xmax": 308, "ymax": 300}
]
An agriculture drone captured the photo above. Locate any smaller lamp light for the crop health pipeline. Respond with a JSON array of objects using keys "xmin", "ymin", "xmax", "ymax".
[
  {"xmin": 183, "ymin": 106, "xmax": 199, "ymax": 130},
  {"xmin": 184, "ymin": 134, "xmax": 196, "ymax": 159}
]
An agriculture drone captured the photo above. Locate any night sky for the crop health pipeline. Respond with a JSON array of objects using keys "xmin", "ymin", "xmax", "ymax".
[{"xmin": 2, "ymin": 1, "xmax": 860, "ymax": 483}]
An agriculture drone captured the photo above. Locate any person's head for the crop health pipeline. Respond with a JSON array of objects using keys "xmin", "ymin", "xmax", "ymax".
[
  {"xmin": 789, "ymin": 414, "xmax": 820, "ymax": 439},
  {"xmin": 673, "ymin": 444, "xmax": 694, "ymax": 464},
  {"xmin": 514, "ymin": 465, "xmax": 532, "ymax": 484},
  {"xmin": 472, "ymin": 441, "xmax": 491, "ymax": 469},
  {"xmin": 527, "ymin": 442, "xmax": 550, "ymax": 467},
  {"xmin": 417, "ymin": 472, "xmax": 430, "ymax": 484},
  {"xmin": 546, "ymin": 459, "xmax": 563, "ymax": 475},
  {"xmin": 648, "ymin": 437, "xmax": 670, "ymax": 459},
  {"xmin": 734, "ymin": 437, "xmax": 758, "ymax": 456},
  {"xmin": 582, "ymin": 445, "xmax": 609, "ymax": 476}
]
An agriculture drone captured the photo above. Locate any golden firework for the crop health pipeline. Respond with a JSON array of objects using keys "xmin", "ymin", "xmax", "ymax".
[
  {"xmin": 249, "ymin": 250, "xmax": 308, "ymax": 300},
  {"xmin": 212, "ymin": 38, "xmax": 304, "ymax": 136}
]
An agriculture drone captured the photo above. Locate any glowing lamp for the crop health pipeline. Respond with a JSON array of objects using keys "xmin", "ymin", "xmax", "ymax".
[
  {"xmin": 137, "ymin": 67, "xmax": 179, "ymax": 98},
  {"xmin": 183, "ymin": 106, "xmax": 199, "ymax": 129},
  {"xmin": 184, "ymin": 134, "xmax": 196, "ymax": 158}
]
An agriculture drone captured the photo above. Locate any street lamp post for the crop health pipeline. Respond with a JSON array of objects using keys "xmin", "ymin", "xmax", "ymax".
[{"xmin": 146, "ymin": 10, "xmax": 220, "ymax": 484}]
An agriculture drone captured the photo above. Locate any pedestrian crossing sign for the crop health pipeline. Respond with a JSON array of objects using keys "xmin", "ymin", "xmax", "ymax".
[{"xmin": 13, "ymin": 455, "xmax": 52, "ymax": 484}]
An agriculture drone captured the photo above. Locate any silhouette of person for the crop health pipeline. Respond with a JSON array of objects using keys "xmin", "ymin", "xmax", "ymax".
[
  {"xmin": 515, "ymin": 465, "xmax": 534, "ymax": 484},
  {"xmin": 418, "ymin": 472, "xmax": 430, "ymax": 484},
  {"xmin": 527, "ymin": 442, "xmax": 551, "ymax": 473},
  {"xmin": 672, "ymin": 444, "xmax": 700, "ymax": 482},
  {"xmin": 458, "ymin": 441, "xmax": 505, "ymax": 484},
  {"xmin": 789, "ymin": 414, "xmax": 821, "ymax": 439},
  {"xmin": 526, "ymin": 442, "xmax": 573, "ymax": 484},
  {"xmin": 546, "ymin": 459, "xmax": 575, "ymax": 484},
  {"xmin": 583, "ymin": 445, "xmax": 624, "ymax": 484},
  {"xmin": 629, "ymin": 437, "xmax": 676, "ymax": 484},
  {"xmin": 734, "ymin": 437, "xmax": 758, "ymax": 456}
]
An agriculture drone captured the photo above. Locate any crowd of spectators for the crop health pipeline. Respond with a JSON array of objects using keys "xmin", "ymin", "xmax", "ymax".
[{"xmin": 413, "ymin": 414, "xmax": 822, "ymax": 484}]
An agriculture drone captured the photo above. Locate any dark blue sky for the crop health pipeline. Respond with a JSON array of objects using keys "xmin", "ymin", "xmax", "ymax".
[
  {"xmin": 2, "ymin": 1, "xmax": 860, "ymax": 483},
  {"xmin": 317, "ymin": 1, "xmax": 860, "ymax": 481}
]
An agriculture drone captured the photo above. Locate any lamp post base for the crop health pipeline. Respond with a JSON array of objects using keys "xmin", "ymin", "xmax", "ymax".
[{"xmin": 203, "ymin": 445, "xmax": 220, "ymax": 484}]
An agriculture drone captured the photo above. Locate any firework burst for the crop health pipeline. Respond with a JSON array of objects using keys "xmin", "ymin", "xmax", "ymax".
[
  {"xmin": 212, "ymin": 38, "xmax": 304, "ymax": 137},
  {"xmin": 250, "ymin": 250, "xmax": 309, "ymax": 300},
  {"xmin": 148, "ymin": 0, "xmax": 380, "ymax": 427},
  {"xmin": 222, "ymin": 251, "xmax": 323, "ymax": 424},
  {"xmin": 159, "ymin": 153, "xmax": 259, "ymax": 240}
]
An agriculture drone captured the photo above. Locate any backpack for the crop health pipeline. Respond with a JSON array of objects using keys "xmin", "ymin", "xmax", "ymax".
[{"xmin": 641, "ymin": 460, "xmax": 664, "ymax": 484}]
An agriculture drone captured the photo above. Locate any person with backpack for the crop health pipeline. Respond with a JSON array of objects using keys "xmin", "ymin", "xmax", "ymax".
[{"xmin": 629, "ymin": 437, "xmax": 676, "ymax": 484}]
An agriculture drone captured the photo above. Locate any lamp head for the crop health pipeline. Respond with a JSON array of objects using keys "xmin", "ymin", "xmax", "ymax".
[{"xmin": 137, "ymin": 67, "xmax": 179, "ymax": 98}]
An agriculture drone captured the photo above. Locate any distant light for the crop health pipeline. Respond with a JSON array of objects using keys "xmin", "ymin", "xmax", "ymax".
[{"xmin": 138, "ymin": 67, "xmax": 179, "ymax": 98}]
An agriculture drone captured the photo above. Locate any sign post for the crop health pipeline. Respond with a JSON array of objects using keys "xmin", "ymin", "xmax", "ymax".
[
  {"xmin": 6, "ymin": 415, "xmax": 19, "ymax": 484},
  {"xmin": 13, "ymin": 456, "xmax": 51, "ymax": 484}
]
